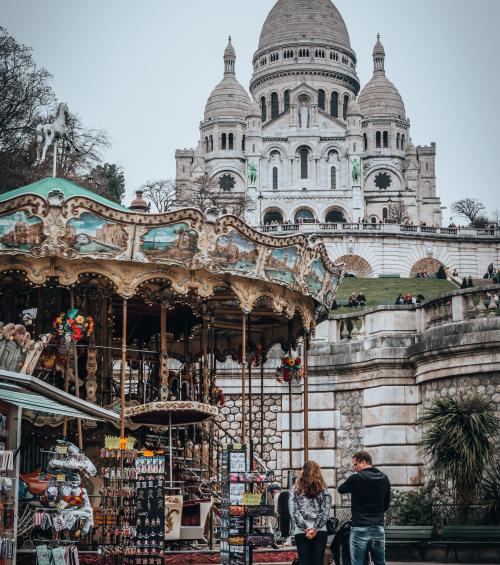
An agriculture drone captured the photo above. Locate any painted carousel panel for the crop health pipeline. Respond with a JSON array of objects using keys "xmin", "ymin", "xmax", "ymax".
[
  {"xmin": 0, "ymin": 211, "xmax": 43, "ymax": 251},
  {"xmin": 63, "ymin": 212, "xmax": 128, "ymax": 255},
  {"xmin": 141, "ymin": 222, "xmax": 199, "ymax": 262},
  {"xmin": 264, "ymin": 246, "xmax": 300, "ymax": 285},
  {"xmin": 213, "ymin": 231, "xmax": 258, "ymax": 273},
  {"xmin": 307, "ymin": 259, "xmax": 326, "ymax": 296}
]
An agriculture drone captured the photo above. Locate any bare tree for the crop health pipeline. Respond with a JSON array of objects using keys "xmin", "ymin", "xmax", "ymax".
[
  {"xmin": 231, "ymin": 193, "xmax": 256, "ymax": 219},
  {"xmin": 388, "ymin": 200, "xmax": 410, "ymax": 224},
  {"xmin": 177, "ymin": 174, "xmax": 223, "ymax": 210},
  {"xmin": 177, "ymin": 174, "xmax": 255, "ymax": 219},
  {"xmin": 0, "ymin": 27, "xmax": 55, "ymax": 153},
  {"xmin": 141, "ymin": 179, "xmax": 177, "ymax": 213},
  {"xmin": 57, "ymin": 111, "xmax": 111, "ymax": 179},
  {"xmin": 451, "ymin": 198, "xmax": 486, "ymax": 225}
]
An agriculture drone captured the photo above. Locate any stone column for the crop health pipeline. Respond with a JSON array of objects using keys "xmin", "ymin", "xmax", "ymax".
[{"xmin": 361, "ymin": 385, "xmax": 423, "ymax": 488}]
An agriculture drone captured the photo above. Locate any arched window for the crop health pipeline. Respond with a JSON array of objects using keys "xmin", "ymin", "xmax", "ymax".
[
  {"xmin": 271, "ymin": 92, "xmax": 279, "ymax": 119},
  {"xmin": 370, "ymin": 216, "xmax": 378, "ymax": 224},
  {"xmin": 383, "ymin": 207, "xmax": 388, "ymax": 221},
  {"xmin": 204, "ymin": 137, "xmax": 209, "ymax": 152},
  {"xmin": 401, "ymin": 134, "xmax": 406, "ymax": 150},
  {"xmin": 299, "ymin": 147, "xmax": 309, "ymax": 179},
  {"xmin": 264, "ymin": 210, "xmax": 284, "ymax": 224},
  {"xmin": 376, "ymin": 131, "xmax": 381, "ymax": 148},
  {"xmin": 363, "ymin": 133, "xmax": 368, "ymax": 151},
  {"xmin": 260, "ymin": 96, "xmax": 267, "ymax": 122},
  {"xmin": 284, "ymin": 90, "xmax": 290, "ymax": 112},
  {"xmin": 343, "ymin": 95, "xmax": 349, "ymax": 120},
  {"xmin": 221, "ymin": 133, "xmax": 227, "ymax": 150},
  {"xmin": 318, "ymin": 89, "xmax": 325, "ymax": 111},
  {"xmin": 330, "ymin": 92, "xmax": 339, "ymax": 117},
  {"xmin": 383, "ymin": 131, "xmax": 388, "ymax": 148},
  {"xmin": 330, "ymin": 166, "xmax": 336, "ymax": 190},
  {"xmin": 294, "ymin": 208, "xmax": 315, "ymax": 223},
  {"xmin": 272, "ymin": 167, "xmax": 278, "ymax": 190},
  {"xmin": 242, "ymin": 135, "xmax": 246, "ymax": 151},
  {"xmin": 228, "ymin": 133, "xmax": 234, "ymax": 150},
  {"xmin": 396, "ymin": 133, "xmax": 400, "ymax": 150},
  {"xmin": 209, "ymin": 135, "xmax": 213, "ymax": 151},
  {"xmin": 325, "ymin": 209, "xmax": 346, "ymax": 223}
]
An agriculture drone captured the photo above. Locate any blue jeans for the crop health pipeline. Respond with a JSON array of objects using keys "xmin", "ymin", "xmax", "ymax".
[{"xmin": 350, "ymin": 525, "xmax": 386, "ymax": 565}]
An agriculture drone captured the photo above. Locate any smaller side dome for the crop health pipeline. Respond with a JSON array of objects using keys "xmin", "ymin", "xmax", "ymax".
[
  {"xmin": 358, "ymin": 35, "xmax": 406, "ymax": 118},
  {"xmin": 204, "ymin": 37, "xmax": 251, "ymax": 122}
]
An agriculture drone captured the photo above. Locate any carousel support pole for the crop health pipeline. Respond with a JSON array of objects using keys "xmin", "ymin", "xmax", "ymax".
[
  {"xmin": 69, "ymin": 290, "xmax": 83, "ymax": 450},
  {"xmin": 303, "ymin": 331, "xmax": 310, "ymax": 462},
  {"xmin": 260, "ymin": 358, "xmax": 264, "ymax": 459},
  {"xmin": 120, "ymin": 299, "xmax": 128, "ymax": 443},
  {"xmin": 160, "ymin": 304, "xmax": 169, "ymax": 400},
  {"xmin": 169, "ymin": 411, "xmax": 173, "ymax": 486},
  {"xmin": 62, "ymin": 358, "xmax": 70, "ymax": 438},
  {"xmin": 241, "ymin": 311, "xmax": 247, "ymax": 446},
  {"xmin": 288, "ymin": 379, "xmax": 292, "ymax": 478},
  {"xmin": 202, "ymin": 303, "xmax": 209, "ymax": 403},
  {"xmin": 248, "ymin": 314, "xmax": 252, "ymax": 453}
]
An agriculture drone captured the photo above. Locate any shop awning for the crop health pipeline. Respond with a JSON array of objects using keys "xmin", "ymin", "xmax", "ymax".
[
  {"xmin": 0, "ymin": 368, "xmax": 119, "ymax": 422},
  {"xmin": 0, "ymin": 382, "xmax": 99, "ymax": 419}
]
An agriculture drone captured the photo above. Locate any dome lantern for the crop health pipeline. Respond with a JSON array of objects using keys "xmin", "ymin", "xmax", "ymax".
[
  {"xmin": 224, "ymin": 35, "xmax": 236, "ymax": 75},
  {"xmin": 373, "ymin": 33, "xmax": 385, "ymax": 74}
]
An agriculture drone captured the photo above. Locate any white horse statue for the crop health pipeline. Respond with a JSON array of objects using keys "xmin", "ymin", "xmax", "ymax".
[{"xmin": 35, "ymin": 102, "xmax": 76, "ymax": 165}]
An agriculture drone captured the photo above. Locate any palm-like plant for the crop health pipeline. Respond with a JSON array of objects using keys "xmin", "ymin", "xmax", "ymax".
[{"xmin": 418, "ymin": 393, "xmax": 500, "ymax": 515}]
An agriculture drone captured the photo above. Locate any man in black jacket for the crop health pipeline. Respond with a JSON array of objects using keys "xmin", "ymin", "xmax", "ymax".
[{"xmin": 338, "ymin": 451, "xmax": 391, "ymax": 565}]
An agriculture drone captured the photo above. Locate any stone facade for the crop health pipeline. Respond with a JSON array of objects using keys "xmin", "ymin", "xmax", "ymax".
[
  {"xmin": 175, "ymin": 0, "xmax": 442, "ymax": 228},
  {"xmin": 218, "ymin": 286, "xmax": 500, "ymax": 495}
]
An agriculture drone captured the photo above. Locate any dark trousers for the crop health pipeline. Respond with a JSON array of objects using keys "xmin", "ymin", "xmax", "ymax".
[{"xmin": 295, "ymin": 531, "xmax": 328, "ymax": 565}]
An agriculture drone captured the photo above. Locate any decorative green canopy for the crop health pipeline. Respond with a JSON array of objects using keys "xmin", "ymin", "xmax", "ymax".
[{"xmin": 0, "ymin": 177, "xmax": 130, "ymax": 213}]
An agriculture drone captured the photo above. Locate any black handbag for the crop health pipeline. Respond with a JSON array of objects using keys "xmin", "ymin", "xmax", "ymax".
[{"xmin": 326, "ymin": 517, "xmax": 339, "ymax": 535}]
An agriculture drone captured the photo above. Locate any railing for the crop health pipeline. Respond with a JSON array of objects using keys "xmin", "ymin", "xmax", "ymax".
[
  {"xmin": 257, "ymin": 222, "xmax": 500, "ymax": 238},
  {"xmin": 329, "ymin": 285, "xmax": 500, "ymax": 340}
]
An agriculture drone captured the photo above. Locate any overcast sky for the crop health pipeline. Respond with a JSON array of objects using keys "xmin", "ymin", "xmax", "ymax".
[{"xmin": 2, "ymin": 0, "xmax": 499, "ymax": 222}]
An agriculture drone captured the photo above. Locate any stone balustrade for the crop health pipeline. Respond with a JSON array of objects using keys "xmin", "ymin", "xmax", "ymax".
[{"xmin": 257, "ymin": 222, "xmax": 499, "ymax": 239}]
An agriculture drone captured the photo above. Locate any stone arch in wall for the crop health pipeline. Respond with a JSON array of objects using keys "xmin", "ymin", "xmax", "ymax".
[
  {"xmin": 335, "ymin": 255, "xmax": 373, "ymax": 277},
  {"xmin": 410, "ymin": 258, "xmax": 445, "ymax": 277}
]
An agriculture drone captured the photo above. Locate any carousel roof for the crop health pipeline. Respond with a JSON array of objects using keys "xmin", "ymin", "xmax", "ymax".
[
  {"xmin": 0, "ymin": 176, "xmax": 344, "ymax": 358},
  {"xmin": 0, "ymin": 177, "xmax": 131, "ymax": 212}
]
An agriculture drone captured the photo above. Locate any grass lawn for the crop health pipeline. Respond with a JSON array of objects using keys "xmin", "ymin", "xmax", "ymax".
[{"xmin": 335, "ymin": 277, "xmax": 457, "ymax": 309}]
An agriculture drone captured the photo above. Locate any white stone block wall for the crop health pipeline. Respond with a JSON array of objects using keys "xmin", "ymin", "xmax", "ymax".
[{"xmin": 361, "ymin": 385, "xmax": 423, "ymax": 487}]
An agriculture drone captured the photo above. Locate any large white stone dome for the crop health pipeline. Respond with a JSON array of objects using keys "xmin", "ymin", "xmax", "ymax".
[{"xmin": 258, "ymin": 0, "xmax": 351, "ymax": 52}]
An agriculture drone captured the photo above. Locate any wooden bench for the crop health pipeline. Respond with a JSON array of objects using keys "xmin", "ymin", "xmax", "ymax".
[
  {"xmin": 441, "ymin": 525, "xmax": 500, "ymax": 561},
  {"xmin": 385, "ymin": 526, "xmax": 433, "ymax": 560},
  {"xmin": 385, "ymin": 526, "xmax": 433, "ymax": 541}
]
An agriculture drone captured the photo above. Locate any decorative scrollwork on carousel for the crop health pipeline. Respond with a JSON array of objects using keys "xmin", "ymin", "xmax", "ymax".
[{"xmin": 215, "ymin": 214, "xmax": 306, "ymax": 247}]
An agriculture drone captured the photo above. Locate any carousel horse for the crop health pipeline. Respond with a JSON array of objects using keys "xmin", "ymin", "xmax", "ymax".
[
  {"xmin": 47, "ymin": 440, "xmax": 97, "ymax": 477},
  {"xmin": 35, "ymin": 102, "xmax": 78, "ymax": 164}
]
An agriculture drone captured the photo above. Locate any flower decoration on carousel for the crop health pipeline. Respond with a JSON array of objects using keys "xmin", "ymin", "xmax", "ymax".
[
  {"xmin": 212, "ymin": 385, "xmax": 225, "ymax": 406},
  {"xmin": 53, "ymin": 308, "xmax": 94, "ymax": 344},
  {"xmin": 276, "ymin": 356, "xmax": 303, "ymax": 383}
]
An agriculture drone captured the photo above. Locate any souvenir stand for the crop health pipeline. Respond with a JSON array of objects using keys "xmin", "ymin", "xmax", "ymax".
[
  {"xmin": 0, "ymin": 178, "xmax": 344, "ymax": 560},
  {"xmin": 220, "ymin": 445, "xmax": 275, "ymax": 565},
  {"xmin": 0, "ymin": 399, "xmax": 16, "ymax": 565}
]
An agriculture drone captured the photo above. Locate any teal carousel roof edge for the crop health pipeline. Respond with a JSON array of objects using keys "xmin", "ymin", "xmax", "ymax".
[{"xmin": 0, "ymin": 177, "xmax": 131, "ymax": 213}]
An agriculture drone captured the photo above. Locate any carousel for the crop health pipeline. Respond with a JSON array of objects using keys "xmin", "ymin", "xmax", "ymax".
[{"xmin": 0, "ymin": 176, "xmax": 343, "ymax": 563}]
